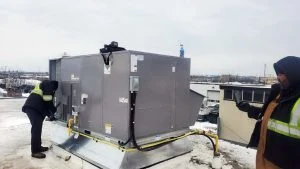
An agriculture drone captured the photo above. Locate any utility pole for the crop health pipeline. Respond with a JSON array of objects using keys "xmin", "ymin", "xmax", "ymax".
[{"xmin": 264, "ymin": 64, "xmax": 266, "ymax": 84}]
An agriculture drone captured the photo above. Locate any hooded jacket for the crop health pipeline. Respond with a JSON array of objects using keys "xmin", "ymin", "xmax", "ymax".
[
  {"xmin": 247, "ymin": 56, "xmax": 300, "ymax": 168},
  {"xmin": 263, "ymin": 56, "xmax": 300, "ymax": 168},
  {"xmin": 22, "ymin": 80, "xmax": 58, "ymax": 117}
]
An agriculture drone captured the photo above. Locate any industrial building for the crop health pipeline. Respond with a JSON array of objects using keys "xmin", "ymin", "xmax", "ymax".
[{"xmin": 218, "ymin": 84, "xmax": 271, "ymax": 144}]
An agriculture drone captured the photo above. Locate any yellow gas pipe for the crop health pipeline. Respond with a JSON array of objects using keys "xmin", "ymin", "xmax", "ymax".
[{"xmin": 67, "ymin": 118, "xmax": 219, "ymax": 155}]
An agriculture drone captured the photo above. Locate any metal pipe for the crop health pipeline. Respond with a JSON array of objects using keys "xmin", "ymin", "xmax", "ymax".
[{"xmin": 65, "ymin": 120, "xmax": 219, "ymax": 156}]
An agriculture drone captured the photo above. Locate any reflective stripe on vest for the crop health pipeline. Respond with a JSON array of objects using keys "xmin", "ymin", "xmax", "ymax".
[
  {"xmin": 31, "ymin": 84, "xmax": 53, "ymax": 102},
  {"xmin": 31, "ymin": 84, "xmax": 43, "ymax": 96},
  {"xmin": 42, "ymin": 95, "xmax": 53, "ymax": 101},
  {"xmin": 267, "ymin": 97, "xmax": 300, "ymax": 139}
]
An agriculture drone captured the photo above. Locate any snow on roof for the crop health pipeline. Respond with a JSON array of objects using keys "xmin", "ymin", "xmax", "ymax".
[
  {"xmin": 190, "ymin": 84, "xmax": 220, "ymax": 97},
  {"xmin": 0, "ymin": 87, "xmax": 7, "ymax": 94},
  {"xmin": 220, "ymin": 83, "xmax": 271, "ymax": 89},
  {"xmin": 24, "ymin": 79, "xmax": 40, "ymax": 86}
]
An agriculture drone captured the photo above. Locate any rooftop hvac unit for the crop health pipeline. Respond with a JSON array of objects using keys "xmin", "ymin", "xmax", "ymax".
[{"xmin": 50, "ymin": 42, "xmax": 204, "ymax": 169}]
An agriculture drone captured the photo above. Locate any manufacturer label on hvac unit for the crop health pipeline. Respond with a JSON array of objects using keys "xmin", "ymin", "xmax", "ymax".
[
  {"xmin": 131, "ymin": 54, "xmax": 144, "ymax": 72},
  {"xmin": 71, "ymin": 74, "xmax": 80, "ymax": 81},
  {"xmin": 172, "ymin": 66, "xmax": 176, "ymax": 72},
  {"xmin": 104, "ymin": 123, "xmax": 112, "ymax": 134},
  {"xmin": 119, "ymin": 97, "xmax": 128, "ymax": 103}
]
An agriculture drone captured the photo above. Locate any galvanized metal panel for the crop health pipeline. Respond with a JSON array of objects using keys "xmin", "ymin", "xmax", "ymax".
[
  {"xmin": 49, "ymin": 60, "xmax": 57, "ymax": 80},
  {"xmin": 51, "ymin": 122, "xmax": 193, "ymax": 169},
  {"xmin": 174, "ymin": 58, "xmax": 192, "ymax": 129},
  {"xmin": 79, "ymin": 55, "xmax": 104, "ymax": 134},
  {"xmin": 189, "ymin": 90, "xmax": 204, "ymax": 125},
  {"xmin": 71, "ymin": 83, "xmax": 81, "ymax": 107},
  {"xmin": 129, "ymin": 51, "xmax": 177, "ymax": 138},
  {"xmin": 50, "ymin": 59, "xmax": 63, "ymax": 119},
  {"xmin": 60, "ymin": 83, "xmax": 72, "ymax": 121},
  {"xmin": 102, "ymin": 51, "xmax": 131, "ymax": 140},
  {"xmin": 121, "ymin": 137, "xmax": 192, "ymax": 169},
  {"xmin": 61, "ymin": 57, "xmax": 82, "ymax": 82}
]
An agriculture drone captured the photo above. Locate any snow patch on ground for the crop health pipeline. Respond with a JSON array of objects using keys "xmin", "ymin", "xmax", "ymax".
[
  {"xmin": 0, "ymin": 99, "xmax": 256, "ymax": 169},
  {"xmin": 0, "ymin": 116, "xmax": 29, "ymax": 128},
  {"xmin": 218, "ymin": 140, "xmax": 256, "ymax": 169},
  {"xmin": 190, "ymin": 121, "xmax": 218, "ymax": 134}
]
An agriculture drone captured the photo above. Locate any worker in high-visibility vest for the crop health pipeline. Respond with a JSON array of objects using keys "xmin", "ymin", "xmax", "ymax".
[
  {"xmin": 22, "ymin": 80, "xmax": 58, "ymax": 159},
  {"xmin": 236, "ymin": 56, "xmax": 300, "ymax": 169}
]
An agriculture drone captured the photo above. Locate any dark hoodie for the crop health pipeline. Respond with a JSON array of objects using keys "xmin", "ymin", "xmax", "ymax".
[
  {"xmin": 274, "ymin": 56, "xmax": 300, "ymax": 96},
  {"xmin": 263, "ymin": 56, "xmax": 300, "ymax": 168},
  {"xmin": 22, "ymin": 80, "xmax": 58, "ymax": 117}
]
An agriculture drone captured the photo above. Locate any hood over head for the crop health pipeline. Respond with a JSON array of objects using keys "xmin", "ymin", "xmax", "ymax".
[
  {"xmin": 274, "ymin": 56, "xmax": 300, "ymax": 88},
  {"xmin": 40, "ymin": 80, "xmax": 58, "ymax": 95}
]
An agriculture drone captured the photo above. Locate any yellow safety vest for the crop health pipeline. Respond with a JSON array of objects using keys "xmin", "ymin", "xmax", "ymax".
[
  {"xmin": 31, "ymin": 84, "xmax": 53, "ymax": 101},
  {"xmin": 267, "ymin": 98, "xmax": 300, "ymax": 139}
]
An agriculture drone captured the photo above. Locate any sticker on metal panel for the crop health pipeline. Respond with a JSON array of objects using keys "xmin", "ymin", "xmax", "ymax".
[
  {"xmin": 71, "ymin": 74, "xmax": 80, "ymax": 81},
  {"xmin": 172, "ymin": 66, "xmax": 176, "ymax": 72},
  {"xmin": 105, "ymin": 123, "xmax": 112, "ymax": 134},
  {"xmin": 119, "ymin": 97, "xmax": 128, "ymax": 103},
  {"xmin": 81, "ymin": 93, "xmax": 88, "ymax": 104},
  {"xmin": 131, "ymin": 55, "xmax": 138, "ymax": 72},
  {"xmin": 104, "ymin": 65, "xmax": 111, "ymax": 74}
]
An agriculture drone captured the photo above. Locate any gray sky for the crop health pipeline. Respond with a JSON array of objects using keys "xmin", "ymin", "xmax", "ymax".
[{"xmin": 0, "ymin": 0, "xmax": 299, "ymax": 76}]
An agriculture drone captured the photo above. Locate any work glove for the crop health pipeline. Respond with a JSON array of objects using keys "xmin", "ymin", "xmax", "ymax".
[
  {"xmin": 49, "ymin": 116, "xmax": 57, "ymax": 121},
  {"xmin": 236, "ymin": 101, "xmax": 251, "ymax": 112}
]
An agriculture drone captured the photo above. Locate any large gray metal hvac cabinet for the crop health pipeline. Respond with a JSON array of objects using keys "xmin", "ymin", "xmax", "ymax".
[{"xmin": 50, "ymin": 50, "xmax": 202, "ymax": 144}]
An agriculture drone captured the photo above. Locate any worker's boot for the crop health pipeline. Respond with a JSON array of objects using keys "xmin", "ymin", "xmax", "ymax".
[
  {"xmin": 31, "ymin": 152, "xmax": 46, "ymax": 159},
  {"xmin": 40, "ymin": 146, "xmax": 49, "ymax": 152}
]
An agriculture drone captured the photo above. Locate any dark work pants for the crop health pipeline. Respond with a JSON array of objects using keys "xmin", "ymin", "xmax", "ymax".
[{"xmin": 25, "ymin": 109, "xmax": 45, "ymax": 153}]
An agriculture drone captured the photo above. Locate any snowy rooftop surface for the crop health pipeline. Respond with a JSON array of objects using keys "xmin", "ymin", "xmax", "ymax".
[{"xmin": 0, "ymin": 99, "xmax": 256, "ymax": 169}]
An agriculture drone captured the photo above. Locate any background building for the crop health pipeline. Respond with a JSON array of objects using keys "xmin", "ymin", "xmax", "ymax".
[{"xmin": 218, "ymin": 84, "xmax": 271, "ymax": 144}]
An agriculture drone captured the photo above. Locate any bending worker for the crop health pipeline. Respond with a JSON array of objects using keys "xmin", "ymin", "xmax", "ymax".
[
  {"xmin": 22, "ymin": 80, "xmax": 58, "ymax": 159},
  {"xmin": 236, "ymin": 56, "xmax": 300, "ymax": 169}
]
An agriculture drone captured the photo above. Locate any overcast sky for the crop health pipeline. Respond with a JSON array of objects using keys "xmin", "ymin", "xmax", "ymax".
[{"xmin": 0, "ymin": 0, "xmax": 299, "ymax": 76}]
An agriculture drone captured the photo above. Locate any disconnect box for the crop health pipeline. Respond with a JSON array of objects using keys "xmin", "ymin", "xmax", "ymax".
[{"xmin": 49, "ymin": 42, "xmax": 204, "ymax": 169}]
